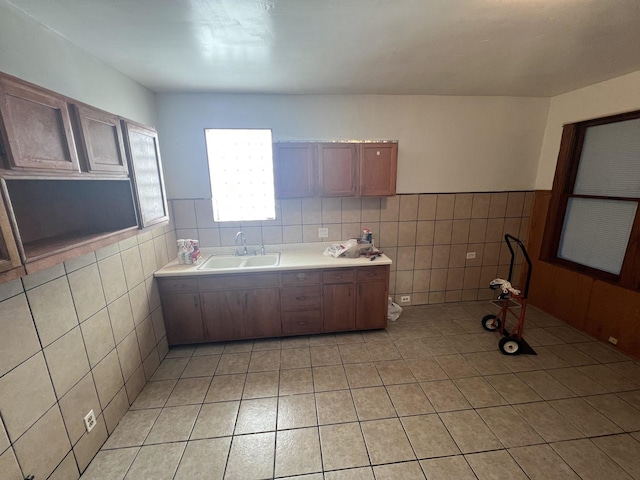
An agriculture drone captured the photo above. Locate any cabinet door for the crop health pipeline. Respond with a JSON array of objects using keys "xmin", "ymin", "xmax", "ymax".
[
  {"xmin": 318, "ymin": 143, "xmax": 358, "ymax": 197},
  {"xmin": 356, "ymin": 281, "xmax": 388, "ymax": 330},
  {"xmin": 72, "ymin": 104, "xmax": 128, "ymax": 175},
  {"xmin": 359, "ymin": 143, "xmax": 397, "ymax": 196},
  {"xmin": 160, "ymin": 292, "xmax": 205, "ymax": 345},
  {"xmin": 202, "ymin": 290, "xmax": 245, "ymax": 341},
  {"xmin": 244, "ymin": 287, "xmax": 282, "ymax": 338},
  {"xmin": 0, "ymin": 188, "xmax": 21, "ymax": 273},
  {"xmin": 0, "ymin": 77, "xmax": 79, "ymax": 172},
  {"xmin": 122, "ymin": 120, "xmax": 169, "ymax": 228},
  {"xmin": 274, "ymin": 143, "xmax": 317, "ymax": 198},
  {"xmin": 322, "ymin": 283, "xmax": 356, "ymax": 332}
]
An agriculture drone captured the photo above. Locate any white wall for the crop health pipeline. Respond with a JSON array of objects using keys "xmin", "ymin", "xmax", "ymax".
[
  {"xmin": 535, "ymin": 70, "xmax": 640, "ymax": 189},
  {"xmin": 0, "ymin": 0, "xmax": 157, "ymax": 126},
  {"xmin": 156, "ymin": 93, "xmax": 549, "ymax": 200}
]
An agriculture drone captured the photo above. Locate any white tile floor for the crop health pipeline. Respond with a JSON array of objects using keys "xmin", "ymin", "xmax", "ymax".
[{"xmin": 81, "ymin": 302, "xmax": 640, "ymax": 479}]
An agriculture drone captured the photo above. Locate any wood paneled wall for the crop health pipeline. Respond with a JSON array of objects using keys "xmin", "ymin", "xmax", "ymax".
[{"xmin": 527, "ymin": 190, "xmax": 640, "ymax": 359}]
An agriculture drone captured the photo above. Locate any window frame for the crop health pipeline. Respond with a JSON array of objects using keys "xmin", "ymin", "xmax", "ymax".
[{"xmin": 541, "ymin": 109, "xmax": 640, "ymax": 291}]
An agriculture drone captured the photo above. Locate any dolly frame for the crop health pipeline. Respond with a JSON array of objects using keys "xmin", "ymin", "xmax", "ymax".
[{"xmin": 481, "ymin": 234, "xmax": 533, "ymax": 355}]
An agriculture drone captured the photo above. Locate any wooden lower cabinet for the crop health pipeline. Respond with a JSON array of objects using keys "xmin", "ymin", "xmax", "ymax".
[
  {"xmin": 160, "ymin": 292, "xmax": 205, "ymax": 345},
  {"xmin": 356, "ymin": 281, "xmax": 388, "ymax": 329},
  {"xmin": 202, "ymin": 288, "xmax": 281, "ymax": 341},
  {"xmin": 158, "ymin": 265, "xmax": 389, "ymax": 345},
  {"xmin": 323, "ymin": 283, "xmax": 356, "ymax": 332},
  {"xmin": 243, "ymin": 288, "xmax": 281, "ymax": 338},
  {"xmin": 201, "ymin": 290, "xmax": 245, "ymax": 341}
]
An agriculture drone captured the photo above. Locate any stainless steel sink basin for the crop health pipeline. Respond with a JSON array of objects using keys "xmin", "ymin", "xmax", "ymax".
[{"xmin": 198, "ymin": 253, "xmax": 280, "ymax": 270}]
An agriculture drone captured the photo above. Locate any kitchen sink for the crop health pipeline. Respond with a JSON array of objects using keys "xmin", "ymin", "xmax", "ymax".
[{"xmin": 198, "ymin": 253, "xmax": 280, "ymax": 270}]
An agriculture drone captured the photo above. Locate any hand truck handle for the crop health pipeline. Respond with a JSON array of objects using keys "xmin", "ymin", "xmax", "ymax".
[{"xmin": 504, "ymin": 234, "xmax": 533, "ymax": 299}]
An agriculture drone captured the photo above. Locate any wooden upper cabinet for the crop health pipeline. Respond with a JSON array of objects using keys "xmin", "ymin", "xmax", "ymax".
[
  {"xmin": 122, "ymin": 120, "xmax": 169, "ymax": 228},
  {"xmin": 71, "ymin": 103, "xmax": 128, "ymax": 175},
  {"xmin": 360, "ymin": 143, "xmax": 397, "ymax": 196},
  {"xmin": 0, "ymin": 76, "xmax": 80, "ymax": 172},
  {"xmin": 318, "ymin": 143, "xmax": 358, "ymax": 197},
  {"xmin": 273, "ymin": 143, "xmax": 317, "ymax": 198}
]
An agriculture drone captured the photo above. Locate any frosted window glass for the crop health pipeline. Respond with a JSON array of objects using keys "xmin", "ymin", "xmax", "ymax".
[
  {"xmin": 574, "ymin": 118, "xmax": 640, "ymax": 197},
  {"xmin": 558, "ymin": 198, "xmax": 636, "ymax": 275},
  {"xmin": 205, "ymin": 129, "xmax": 276, "ymax": 222}
]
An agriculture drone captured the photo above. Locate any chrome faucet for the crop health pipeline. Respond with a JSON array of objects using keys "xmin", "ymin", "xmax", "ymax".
[{"xmin": 235, "ymin": 231, "xmax": 248, "ymax": 256}]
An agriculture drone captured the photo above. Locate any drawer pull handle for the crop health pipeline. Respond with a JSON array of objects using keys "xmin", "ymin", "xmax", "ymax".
[
  {"xmin": 332, "ymin": 275, "xmax": 343, "ymax": 279},
  {"xmin": 296, "ymin": 296, "xmax": 308, "ymax": 301},
  {"xmin": 296, "ymin": 321, "xmax": 309, "ymax": 325},
  {"xmin": 296, "ymin": 274, "xmax": 306, "ymax": 280},
  {"xmin": 367, "ymin": 273, "xmax": 376, "ymax": 277}
]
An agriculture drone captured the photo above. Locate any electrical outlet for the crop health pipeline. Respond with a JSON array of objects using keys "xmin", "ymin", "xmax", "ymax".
[
  {"xmin": 466, "ymin": 251, "xmax": 476, "ymax": 259},
  {"xmin": 318, "ymin": 227, "xmax": 328, "ymax": 238},
  {"xmin": 400, "ymin": 295, "xmax": 411, "ymax": 304},
  {"xmin": 608, "ymin": 336, "xmax": 618, "ymax": 345},
  {"xmin": 84, "ymin": 410, "xmax": 96, "ymax": 433}
]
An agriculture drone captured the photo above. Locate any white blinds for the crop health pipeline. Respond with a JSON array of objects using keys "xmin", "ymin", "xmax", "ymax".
[
  {"xmin": 558, "ymin": 198, "xmax": 637, "ymax": 275},
  {"xmin": 205, "ymin": 129, "xmax": 276, "ymax": 222},
  {"xmin": 574, "ymin": 118, "xmax": 640, "ymax": 198}
]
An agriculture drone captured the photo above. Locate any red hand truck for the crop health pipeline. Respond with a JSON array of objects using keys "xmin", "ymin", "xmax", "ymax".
[{"xmin": 480, "ymin": 234, "xmax": 533, "ymax": 355}]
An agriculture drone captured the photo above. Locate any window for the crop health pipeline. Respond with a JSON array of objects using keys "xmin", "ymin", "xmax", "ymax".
[
  {"xmin": 543, "ymin": 110, "xmax": 640, "ymax": 290},
  {"xmin": 204, "ymin": 128, "xmax": 276, "ymax": 222}
]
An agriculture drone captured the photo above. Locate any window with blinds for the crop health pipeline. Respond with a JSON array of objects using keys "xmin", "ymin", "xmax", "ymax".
[
  {"xmin": 205, "ymin": 129, "xmax": 276, "ymax": 222},
  {"xmin": 545, "ymin": 111, "xmax": 640, "ymax": 289}
]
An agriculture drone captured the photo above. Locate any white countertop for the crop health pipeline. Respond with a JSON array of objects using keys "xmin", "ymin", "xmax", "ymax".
[{"xmin": 154, "ymin": 242, "xmax": 392, "ymax": 277}]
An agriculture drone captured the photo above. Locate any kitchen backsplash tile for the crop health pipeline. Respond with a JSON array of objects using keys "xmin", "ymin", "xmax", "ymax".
[{"xmin": 168, "ymin": 192, "xmax": 532, "ymax": 305}]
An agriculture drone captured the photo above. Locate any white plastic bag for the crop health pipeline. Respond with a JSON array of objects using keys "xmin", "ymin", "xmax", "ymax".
[
  {"xmin": 323, "ymin": 239, "xmax": 359, "ymax": 258},
  {"xmin": 387, "ymin": 296, "xmax": 403, "ymax": 322}
]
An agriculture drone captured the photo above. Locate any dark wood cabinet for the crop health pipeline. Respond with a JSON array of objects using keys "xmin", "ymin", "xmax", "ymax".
[
  {"xmin": 360, "ymin": 143, "xmax": 398, "ymax": 196},
  {"xmin": 158, "ymin": 265, "xmax": 389, "ymax": 345},
  {"xmin": 161, "ymin": 292, "xmax": 205, "ymax": 345},
  {"xmin": 200, "ymin": 273, "xmax": 281, "ymax": 342},
  {"xmin": 318, "ymin": 143, "xmax": 358, "ymax": 197},
  {"xmin": 356, "ymin": 266, "xmax": 390, "ymax": 329},
  {"xmin": 202, "ymin": 290, "xmax": 246, "ymax": 341},
  {"xmin": 274, "ymin": 143, "xmax": 317, "ymax": 198},
  {"xmin": 71, "ymin": 104, "xmax": 128, "ymax": 175},
  {"xmin": 244, "ymin": 288, "xmax": 282, "ymax": 338},
  {"xmin": 0, "ymin": 76, "xmax": 79, "ymax": 172},
  {"xmin": 122, "ymin": 120, "xmax": 169, "ymax": 228},
  {"xmin": 273, "ymin": 141, "xmax": 397, "ymax": 198},
  {"xmin": 323, "ymin": 283, "xmax": 356, "ymax": 332},
  {"xmin": 281, "ymin": 270, "xmax": 322, "ymax": 335}
]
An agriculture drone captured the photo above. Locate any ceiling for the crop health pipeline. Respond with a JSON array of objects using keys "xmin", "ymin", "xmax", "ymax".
[{"xmin": 7, "ymin": 0, "xmax": 640, "ymax": 96}]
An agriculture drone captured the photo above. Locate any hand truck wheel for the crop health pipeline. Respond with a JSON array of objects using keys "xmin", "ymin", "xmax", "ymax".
[
  {"xmin": 481, "ymin": 314, "xmax": 501, "ymax": 332},
  {"xmin": 498, "ymin": 336, "xmax": 521, "ymax": 355}
]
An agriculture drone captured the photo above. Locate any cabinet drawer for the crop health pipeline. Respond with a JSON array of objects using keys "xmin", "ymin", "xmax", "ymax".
[
  {"xmin": 356, "ymin": 266, "xmax": 389, "ymax": 282},
  {"xmin": 281, "ymin": 286, "xmax": 321, "ymax": 311},
  {"xmin": 157, "ymin": 277, "xmax": 199, "ymax": 293},
  {"xmin": 322, "ymin": 268, "xmax": 355, "ymax": 284},
  {"xmin": 282, "ymin": 311, "xmax": 322, "ymax": 335},
  {"xmin": 281, "ymin": 270, "xmax": 320, "ymax": 286},
  {"xmin": 199, "ymin": 273, "xmax": 280, "ymax": 291}
]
